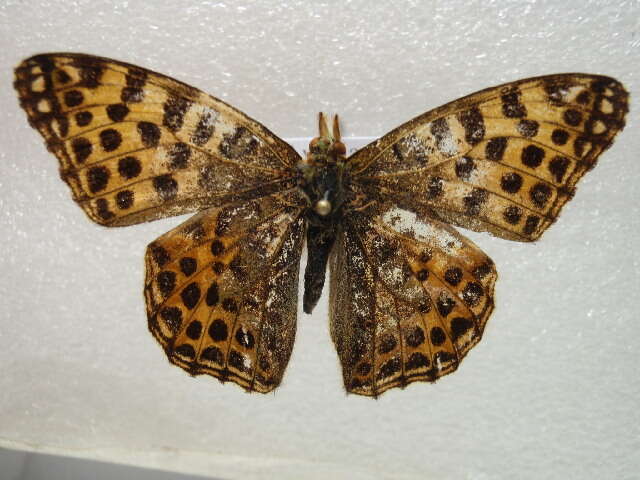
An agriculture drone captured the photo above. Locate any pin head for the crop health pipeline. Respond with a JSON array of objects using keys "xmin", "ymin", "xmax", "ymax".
[{"xmin": 314, "ymin": 198, "xmax": 332, "ymax": 216}]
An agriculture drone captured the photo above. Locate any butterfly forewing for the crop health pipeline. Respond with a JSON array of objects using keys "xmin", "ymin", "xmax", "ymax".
[
  {"xmin": 329, "ymin": 206, "xmax": 496, "ymax": 396},
  {"xmin": 14, "ymin": 53, "xmax": 301, "ymax": 226},
  {"xmin": 349, "ymin": 74, "xmax": 628, "ymax": 241},
  {"xmin": 145, "ymin": 190, "xmax": 306, "ymax": 392}
]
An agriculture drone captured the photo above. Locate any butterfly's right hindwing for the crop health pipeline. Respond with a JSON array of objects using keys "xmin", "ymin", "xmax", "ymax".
[{"xmin": 145, "ymin": 191, "xmax": 306, "ymax": 393}]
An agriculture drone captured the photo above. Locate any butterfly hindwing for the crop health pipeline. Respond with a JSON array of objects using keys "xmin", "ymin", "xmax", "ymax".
[
  {"xmin": 350, "ymin": 74, "xmax": 628, "ymax": 241},
  {"xmin": 14, "ymin": 53, "xmax": 301, "ymax": 227},
  {"xmin": 329, "ymin": 206, "xmax": 497, "ymax": 396},
  {"xmin": 144, "ymin": 190, "xmax": 306, "ymax": 392}
]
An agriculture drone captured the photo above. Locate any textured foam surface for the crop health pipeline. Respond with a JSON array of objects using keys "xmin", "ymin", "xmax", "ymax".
[{"xmin": 1, "ymin": 1, "xmax": 639, "ymax": 479}]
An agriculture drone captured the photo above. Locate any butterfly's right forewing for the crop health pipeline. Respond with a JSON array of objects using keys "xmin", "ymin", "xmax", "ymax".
[{"xmin": 14, "ymin": 53, "xmax": 301, "ymax": 227}]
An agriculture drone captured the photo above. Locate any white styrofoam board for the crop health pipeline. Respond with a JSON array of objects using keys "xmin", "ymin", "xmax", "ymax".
[{"xmin": 1, "ymin": 1, "xmax": 638, "ymax": 479}]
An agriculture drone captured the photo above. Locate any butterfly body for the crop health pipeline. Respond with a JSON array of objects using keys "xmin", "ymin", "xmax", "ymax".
[
  {"xmin": 299, "ymin": 113, "xmax": 352, "ymax": 313},
  {"xmin": 14, "ymin": 53, "xmax": 628, "ymax": 396}
]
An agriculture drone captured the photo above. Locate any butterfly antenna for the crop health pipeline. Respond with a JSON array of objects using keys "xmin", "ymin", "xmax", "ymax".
[
  {"xmin": 318, "ymin": 112, "xmax": 329, "ymax": 138},
  {"xmin": 333, "ymin": 114, "xmax": 341, "ymax": 141}
]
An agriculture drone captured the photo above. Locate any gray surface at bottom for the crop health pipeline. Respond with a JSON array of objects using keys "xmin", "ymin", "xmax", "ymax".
[{"xmin": 0, "ymin": 448, "xmax": 221, "ymax": 480}]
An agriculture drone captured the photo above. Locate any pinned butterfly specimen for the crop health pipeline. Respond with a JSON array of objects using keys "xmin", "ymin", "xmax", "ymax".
[{"xmin": 14, "ymin": 53, "xmax": 628, "ymax": 397}]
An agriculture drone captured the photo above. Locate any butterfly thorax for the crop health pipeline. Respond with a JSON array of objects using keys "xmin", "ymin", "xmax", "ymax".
[
  {"xmin": 298, "ymin": 140, "xmax": 347, "ymax": 223},
  {"xmin": 299, "ymin": 114, "xmax": 348, "ymax": 313}
]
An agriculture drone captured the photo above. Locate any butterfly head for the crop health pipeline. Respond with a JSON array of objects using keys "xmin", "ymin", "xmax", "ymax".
[
  {"xmin": 307, "ymin": 112, "xmax": 347, "ymax": 166},
  {"xmin": 297, "ymin": 113, "xmax": 348, "ymax": 219}
]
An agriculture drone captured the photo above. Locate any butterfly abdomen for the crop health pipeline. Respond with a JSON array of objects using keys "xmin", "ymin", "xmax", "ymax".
[
  {"xmin": 303, "ymin": 223, "xmax": 337, "ymax": 314},
  {"xmin": 300, "ymin": 163, "xmax": 345, "ymax": 314}
]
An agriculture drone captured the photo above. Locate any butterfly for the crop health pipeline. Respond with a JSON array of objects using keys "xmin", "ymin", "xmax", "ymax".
[{"xmin": 14, "ymin": 53, "xmax": 628, "ymax": 397}]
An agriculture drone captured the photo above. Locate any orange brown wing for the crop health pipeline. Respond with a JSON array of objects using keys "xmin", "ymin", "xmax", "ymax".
[
  {"xmin": 145, "ymin": 190, "xmax": 306, "ymax": 393},
  {"xmin": 349, "ymin": 74, "xmax": 628, "ymax": 241},
  {"xmin": 14, "ymin": 53, "xmax": 301, "ymax": 226},
  {"xmin": 329, "ymin": 205, "xmax": 496, "ymax": 397}
]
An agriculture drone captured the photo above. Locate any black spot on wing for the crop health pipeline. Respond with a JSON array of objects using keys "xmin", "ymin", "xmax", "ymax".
[
  {"xmin": 430, "ymin": 118, "xmax": 451, "ymax": 154},
  {"xmin": 457, "ymin": 107, "xmax": 485, "ymax": 145},
  {"xmin": 191, "ymin": 110, "xmax": 216, "ymax": 146},
  {"xmin": 163, "ymin": 97, "xmax": 191, "ymax": 132}
]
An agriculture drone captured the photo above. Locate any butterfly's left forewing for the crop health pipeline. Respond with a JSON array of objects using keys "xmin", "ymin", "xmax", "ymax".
[{"xmin": 349, "ymin": 74, "xmax": 628, "ymax": 242}]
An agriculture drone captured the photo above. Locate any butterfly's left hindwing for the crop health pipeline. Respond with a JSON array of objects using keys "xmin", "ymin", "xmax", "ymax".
[
  {"xmin": 329, "ymin": 206, "xmax": 496, "ymax": 397},
  {"xmin": 14, "ymin": 53, "xmax": 301, "ymax": 227},
  {"xmin": 145, "ymin": 190, "xmax": 306, "ymax": 392}
]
